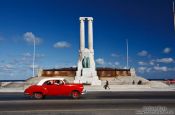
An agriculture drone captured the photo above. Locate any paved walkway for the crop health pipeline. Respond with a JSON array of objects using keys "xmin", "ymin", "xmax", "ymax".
[
  {"xmin": 0, "ymin": 85, "xmax": 175, "ymax": 93},
  {"xmin": 85, "ymin": 85, "xmax": 175, "ymax": 92},
  {"xmin": 0, "ymin": 87, "xmax": 24, "ymax": 92}
]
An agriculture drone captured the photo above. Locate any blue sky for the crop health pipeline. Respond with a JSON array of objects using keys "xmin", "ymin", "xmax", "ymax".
[{"xmin": 0, "ymin": 0, "xmax": 174, "ymax": 80}]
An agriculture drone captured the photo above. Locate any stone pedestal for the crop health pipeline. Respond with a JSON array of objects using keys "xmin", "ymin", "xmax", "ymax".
[
  {"xmin": 74, "ymin": 49, "xmax": 101, "ymax": 86},
  {"xmin": 74, "ymin": 68, "xmax": 101, "ymax": 85},
  {"xmin": 74, "ymin": 78, "xmax": 101, "ymax": 86}
]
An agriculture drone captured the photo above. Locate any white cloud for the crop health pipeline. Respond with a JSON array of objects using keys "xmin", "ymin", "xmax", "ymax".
[
  {"xmin": 111, "ymin": 53, "xmax": 119, "ymax": 57},
  {"xmin": 20, "ymin": 52, "xmax": 45, "ymax": 66},
  {"xmin": 0, "ymin": 64, "xmax": 15, "ymax": 71},
  {"xmin": 29, "ymin": 64, "xmax": 39, "ymax": 69},
  {"xmin": 138, "ymin": 66, "xmax": 152, "ymax": 73},
  {"xmin": 24, "ymin": 32, "xmax": 42, "ymax": 44},
  {"xmin": 108, "ymin": 62, "xmax": 112, "ymax": 65},
  {"xmin": 107, "ymin": 62, "xmax": 119, "ymax": 67},
  {"xmin": 146, "ymin": 68, "xmax": 152, "ymax": 73},
  {"xmin": 36, "ymin": 54, "xmax": 45, "ymax": 58},
  {"xmin": 137, "ymin": 50, "xmax": 148, "ymax": 57},
  {"xmin": 53, "ymin": 41, "xmax": 71, "ymax": 48},
  {"xmin": 149, "ymin": 60, "xmax": 155, "ymax": 65},
  {"xmin": 153, "ymin": 64, "xmax": 175, "ymax": 72},
  {"xmin": 96, "ymin": 58, "xmax": 105, "ymax": 65},
  {"xmin": 72, "ymin": 65, "xmax": 77, "ymax": 68},
  {"xmin": 163, "ymin": 47, "xmax": 171, "ymax": 54},
  {"xmin": 23, "ymin": 53, "xmax": 32, "ymax": 57},
  {"xmin": 138, "ymin": 61, "xmax": 147, "ymax": 65},
  {"xmin": 22, "ymin": 52, "xmax": 44, "ymax": 58},
  {"xmin": 114, "ymin": 61, "xmax": 120, "ymax": 66},
  {"xmin": 5, "ymin": 64, "xmax": 14, "ymax": 69},
  {"xmin": 138, "ymin": 67, "xmax": 147, "ymax": 73},
  {"xmin": 154, "ymin": 66, "xmax": 168, "ymax": 72},
  {"xmin": 156, "ymin": 58, "xmax": 174, "ymax": 64}
]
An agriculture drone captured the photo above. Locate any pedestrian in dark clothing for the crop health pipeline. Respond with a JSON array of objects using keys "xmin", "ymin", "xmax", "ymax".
[
  {"xmin": 104, "ymin": 80, "xmax": 110, "ymax": 89},
  {"xmin": 132, "ymin": 80, "xmax": 135, "ymax": 85},
  {"xmin": 138, "ymin": 80, "xmax": 142, "ymax": 85}
]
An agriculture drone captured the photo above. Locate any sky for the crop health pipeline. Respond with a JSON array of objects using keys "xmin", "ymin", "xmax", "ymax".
[{"xmin": 0, "ymin": 0, "xmax": 174, "ymax": 80}]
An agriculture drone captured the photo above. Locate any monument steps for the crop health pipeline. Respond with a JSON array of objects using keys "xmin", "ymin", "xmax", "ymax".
[
  {"xmin": 2, "ymin": 82, "xmax": 25, "ymax": 88},
  {"xmin": 101, "ymin": 76, "xmax": 149, "ymax": 85}
]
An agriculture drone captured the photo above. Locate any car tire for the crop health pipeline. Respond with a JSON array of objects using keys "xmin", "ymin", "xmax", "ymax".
[
  {"xmin": 71, "ymin": 91, "xmax": 80, "ymax": 99},
  {"xmin": 33, "ymin": 92, "xmax": 44, "ymax": 99}
]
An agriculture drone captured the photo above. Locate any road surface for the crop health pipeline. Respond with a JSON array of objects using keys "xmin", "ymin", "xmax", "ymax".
[{"xmin": 0, "ymin": 91, "xmax": 174, "ymax": 115}]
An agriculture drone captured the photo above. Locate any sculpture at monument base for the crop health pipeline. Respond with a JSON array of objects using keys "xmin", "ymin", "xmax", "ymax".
[{"xmin": 82, "ymin": 56, "xmax": 90, "ymax": 68}]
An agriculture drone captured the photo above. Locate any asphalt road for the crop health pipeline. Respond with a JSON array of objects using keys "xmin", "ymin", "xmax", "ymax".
[{"xmin": 0, "ymin": 91, "xmax": 175, "ymax": 115}]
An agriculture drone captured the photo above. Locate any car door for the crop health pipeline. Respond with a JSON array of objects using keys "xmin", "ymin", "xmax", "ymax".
[
  {"xmin": 54, "ymin": 80, "xmax": 66, "ymax": 96},
  {"xmin": 42, "ymin": 80, "xmax": 58, "ymax": 96}
]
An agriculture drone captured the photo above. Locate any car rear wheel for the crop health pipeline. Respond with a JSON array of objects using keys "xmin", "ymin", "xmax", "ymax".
[
  {"xmin": 33, "ymin": 92, "xmax": 44, "ymax": 99},
  {"xmin": 71, "ymin": 91, "xmax": 80, "ymax": 99}
]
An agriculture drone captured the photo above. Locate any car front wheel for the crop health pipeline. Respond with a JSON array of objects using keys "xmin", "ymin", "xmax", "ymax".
[
  {"xmin": 33, "ymin": 92, "xmax": 44, "ymax": 99},
  {"xmin": 71, "ymin": 91, "xmax": 80, "ymax": 99}
]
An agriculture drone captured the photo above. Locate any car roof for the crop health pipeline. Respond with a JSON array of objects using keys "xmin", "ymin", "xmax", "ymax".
[{"xmin": 37, "ymin": 77, "xmax": 65, "ymax": 86}]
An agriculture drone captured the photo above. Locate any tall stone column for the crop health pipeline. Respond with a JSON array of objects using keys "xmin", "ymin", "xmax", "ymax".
[
  {"xmin": 80, "ymin": 17, "xmax": 85, "ymax": 51},
  {"xmin": 88, "ymin": 17, "xmax": 93, "ymax": 52},
  {"xmin": 75, "ymin": 17, "xmax": 101, "ymax": 86}
]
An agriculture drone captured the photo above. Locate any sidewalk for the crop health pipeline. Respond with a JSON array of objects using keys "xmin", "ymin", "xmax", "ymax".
[
  {"xmin": 0, "ymin": 85, "xmax": 175, "ymax": 93},
  {"xmin": 84, "ymin": 85, "xmax": 175, "ymax": 92},
  {"xmin": 0, "ymin": 87, "xmax": 24, "ymax": 93}
]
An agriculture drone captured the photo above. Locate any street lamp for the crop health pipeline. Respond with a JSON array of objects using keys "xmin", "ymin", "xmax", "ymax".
[
  {"xmin": 173, "ymin": 1, "xmax": 175, "ymax": 31},
  {"xmin": 126, "ymin": 39, "xmax": 129, "ymax": 69},
  {"xmin": 32, "ymin": 38, "xmax": 36, "ymax": 77}
]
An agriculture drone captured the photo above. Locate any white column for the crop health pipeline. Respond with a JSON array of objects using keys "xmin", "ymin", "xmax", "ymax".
[
  {"xmin": 88, "ymin": 17, "xmax": 93, "ymax": 52},
  {"xmin": 80, "ymin": 17, "xmax": 85, "ymax": 51}
]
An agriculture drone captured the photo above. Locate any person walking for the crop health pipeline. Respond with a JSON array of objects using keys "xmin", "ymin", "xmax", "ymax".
[
  {"xmin": 104, "ymin": 80, "xmax": 110, "ymax": 90},
  {"xmin": 132, "ymin": 80, "xmax": 135, "ymax": 85}
]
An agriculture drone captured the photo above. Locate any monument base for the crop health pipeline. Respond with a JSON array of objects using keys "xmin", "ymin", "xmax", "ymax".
[
  {"xmin": 74, "ymin": 76, "xmax": 101, "ymax": 86},
  {"xmin": 74, "ymin": 68, "xmax": 101, "ymax": 86}
]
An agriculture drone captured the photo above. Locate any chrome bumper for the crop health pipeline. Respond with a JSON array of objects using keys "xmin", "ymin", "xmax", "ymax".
[{"xmin": 81, "ymin": 89, "xmax": 87, "ymax": 95}]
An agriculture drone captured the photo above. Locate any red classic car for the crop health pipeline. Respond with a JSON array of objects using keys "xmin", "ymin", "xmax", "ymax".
[
  {"xmin": 24, "ymin": 78, "xmax": 85, "ymax": 99},
  {"xmin": 165, "ymin": 79, "xmax": 175, "ymax": 85}
]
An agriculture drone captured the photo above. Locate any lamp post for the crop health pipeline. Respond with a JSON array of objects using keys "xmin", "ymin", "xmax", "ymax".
[
  {"xmin": 32, "ymin": 38, "xmax": 36, "ymax": 77},
  {"xmin": 173, "ymin": 1, "xmax": 175, "ymax": 31},
  {"xmin": 126, "ymin": 39, "xmax": 129, "ymax": 69}
]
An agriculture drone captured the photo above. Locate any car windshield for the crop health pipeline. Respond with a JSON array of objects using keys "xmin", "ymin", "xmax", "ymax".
[{"xmin": 43, "ymin": 80, "xmax": 54, "ymax": 85}]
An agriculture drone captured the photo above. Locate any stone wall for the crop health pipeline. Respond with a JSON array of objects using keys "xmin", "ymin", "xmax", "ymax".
[
  {"xmin": 40, "ymin": 68, "xmax": 131, "ymax": 78},
  {"xmin": 97, "ymin": 68, "xmax": 131, "ymax": 77},
  {"xmin": 41, "ymin": 68, "xmax": 76, "ymax": 77},
  {"xmin": 41, "ymin": 70, "xmax": 76, "ymax": 77}
]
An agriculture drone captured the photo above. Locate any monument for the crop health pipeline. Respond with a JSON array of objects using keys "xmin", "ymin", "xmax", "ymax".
[{"xmin": 74, "ymin": 17, "xmax": 101, "ymax": 85}]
